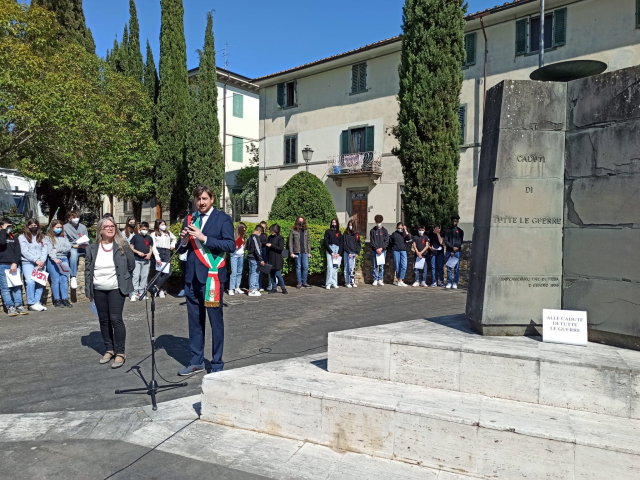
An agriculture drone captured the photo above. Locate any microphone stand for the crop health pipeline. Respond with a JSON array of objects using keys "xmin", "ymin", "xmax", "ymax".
[{"xmin": 115, "ymin": 243, "xmax": 188, "ymax": 411}]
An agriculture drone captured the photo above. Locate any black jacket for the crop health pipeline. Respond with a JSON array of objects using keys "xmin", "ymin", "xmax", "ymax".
[
  {"xmin": 324, "ymin": 229, "xmax": 343, "ymax": 255},
  {"xmin": 246, "ymin": 234, "xmax": 263, "ymax": 263},
  {"xmin": 0, "ymin": 230, "xmax": 21, "ymax": 265},
  {"xmin": 444, "ymin": 225, "xmax": 464, "ymax": 251},
  {"xmin": 369, "ymin": 226, "xmax": 389, "ymax": 250},
  {"xmin": 389, "ymin": 231, "xmax": 412, "ymax": 252},
  {"xmin": 267, "ymin": 234, "xmax": 284, "ymax": 271},
  {"xmin": 343, "ymin": 232, "xmax": 361, "ymax": 255}
]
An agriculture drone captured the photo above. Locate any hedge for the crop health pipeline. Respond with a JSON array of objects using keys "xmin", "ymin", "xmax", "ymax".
[{"xmin": 168, "ymin": 219, "xmax": 365, "ymax": 278}]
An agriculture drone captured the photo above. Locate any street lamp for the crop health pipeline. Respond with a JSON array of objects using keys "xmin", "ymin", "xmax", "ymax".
[{"xmin": 302, "ymin": 145, "xmax": 314, "ymax": 172}]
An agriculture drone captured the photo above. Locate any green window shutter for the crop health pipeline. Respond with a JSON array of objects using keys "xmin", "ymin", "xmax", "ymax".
[
  {"xmin": 358, "ymin": 63, "xmax": 367, "ymax": 91},
  {"xmin": 459, "ymin": 106, "xmax": 466, "ymax": 144},
  {"xmin": 553, "ymin": 8, "xmax": 567, "ymax": 47},
  {"xmin": 465, "ymin": 33, "xmax": 476, "ymax": 66},
  {"xmin": 232, "ymin": 136, "xmax": 243, "ymax": 162},
  {"xmin": 351, "ymin": 65, "xmax": 359, "ymax": 92},
  {"xmin": 277, "ymin": 83, "xmax": 284, "ymax": 107},
  {"xmin": 232, "ymin": 93, "xmax": 243, "ymax": 118},
  {"xmin": 515, "ymin": 18, "xmax": 528, "ymax": 56},
  {"xmin": 341, "ymin": 130, "xmax": 350, "ymax": 155},
  {"xmin": 365, "ymin": 126, "xmax": 374, "ymax": 152}
]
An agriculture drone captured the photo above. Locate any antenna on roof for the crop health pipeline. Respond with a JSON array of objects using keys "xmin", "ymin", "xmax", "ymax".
[{"xmin": 222, "ymin": 43, "xmax": 229, "ymax": 69}]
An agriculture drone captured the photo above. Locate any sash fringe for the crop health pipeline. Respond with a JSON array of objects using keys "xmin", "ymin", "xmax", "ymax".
[{"xmin": 205, "ymin": 301, "xmax": 220, "ymax": 308}]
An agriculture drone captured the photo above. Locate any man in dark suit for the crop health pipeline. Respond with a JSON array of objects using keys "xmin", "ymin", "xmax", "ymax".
[{"xmin": 177, "ymin": 185, "xmax": 235, "ymax": 375}]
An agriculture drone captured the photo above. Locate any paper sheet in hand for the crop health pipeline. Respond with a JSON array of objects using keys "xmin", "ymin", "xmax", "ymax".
[
  {"xmin": 5, "ymin": 269, "xmax": 23, "ymax": 286},
  {"xmin": 415, "ymin": 257, "xmax": 426, "ymax": 270},
  {"xmin": 348, "ymin": 256, "xmax": 356, "ymax": 270},
  {"xmin": 75, "ymin": 235, "xmax": 90, "ymax": 245},
  {"xmin": 332, "ymin": 256, "xmax": 342, "ymax": 268},
  {"xmin": 158, "ymin": 262, "xmax": 171, "ymax": 274},
  {"xmin": 31, "ymin": 269, "xmax": 49, "ymax": 286},
  {"xmin": 90, "ymin": 300, "xmax": 98, "ymax": 317},
  {"xmin": 58, "ymin": 262, "xmax": 71, "ymax": 274},
  {"xmin": 446, "ymin": 255, "xmax": 459, "ymax": 269},
  {"xmin": 433, "ymin": 246, "xmax": 442, "ymax": 251},
  {"xmin": 376, "ymin": 254, "xmax": 385, "ymax": 266}
]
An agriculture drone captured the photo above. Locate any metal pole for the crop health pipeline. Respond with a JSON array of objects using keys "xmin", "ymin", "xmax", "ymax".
[
  {"xmin": 539, "ymin": 0, "xmax": 545, "ymax": 68},
  {"xmin": 222, "ymin": 72, "xmax": 230, "ymax": 211},
  {"xmin": 480, "ymin": 17, "xmax": 488, "ymax": 114}
]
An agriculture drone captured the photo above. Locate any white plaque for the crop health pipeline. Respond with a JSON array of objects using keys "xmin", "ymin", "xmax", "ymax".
[{"xmin": 542, "ymin": 309, "xmax": 588, "ymax": 346}]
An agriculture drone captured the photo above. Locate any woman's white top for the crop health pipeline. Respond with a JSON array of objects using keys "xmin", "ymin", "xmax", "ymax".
[
  {"xmin": 121, "ymin": 230, "xmax": 135, "ymax": 243},
  {"xmin": 151, "ymin": 231, "xmax": 177, "ymax": 263},
  {"xmin": 93, "ymin": 243, "xmax": 118, "ymax": 290}
]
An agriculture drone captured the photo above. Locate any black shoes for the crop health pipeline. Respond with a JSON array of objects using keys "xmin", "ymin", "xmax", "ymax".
[
  {"xmin": 63, "ymin": 299, "xmax": 73, "ymax": 308},
  {"xmin": 282, "ymin": 289, "xmax": 288, "ymax": 294},
  {"xmin": 54, "ymin": 299, "xmax": 64, "ymax": 308},
  {"xmin": 302, "ymin": 284, "xmax": 312, "ymax": 289}
]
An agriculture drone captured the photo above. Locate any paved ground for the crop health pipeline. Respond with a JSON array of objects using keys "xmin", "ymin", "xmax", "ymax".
[{"xmin": 0, "ymin": 284, "xmax": 466, "ymax": 414}]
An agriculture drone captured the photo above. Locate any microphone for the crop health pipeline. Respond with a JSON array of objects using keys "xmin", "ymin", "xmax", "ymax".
[{"xmin": 181, "ymin": 212, "xmax": 199, "ymax": 247}]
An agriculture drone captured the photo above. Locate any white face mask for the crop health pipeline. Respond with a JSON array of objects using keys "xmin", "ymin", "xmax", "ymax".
[
  {"xmin": 377, "ymin": 223, "xmax": 382, "ymax": 228},
  {"xmin": 397, "ymin": 228, "xmax": 403, "ymax": 233},
  {"xmin": 140, "ymin": 229, "xmax": 148, "ymax": 236},
  {"xmin": 418, "ymin": 231, "xmax": 425, "ymax": 236},
  {"xmin": 348, "ymin": 226, "xmax": 353, "ymax": 230},
  {"xmin": 71, "ymin": 218, "xmax": 79, "ymax": 225},
  {"xmin": 159, "ymin": 225, "xmax": 167, "ymax": 231}
]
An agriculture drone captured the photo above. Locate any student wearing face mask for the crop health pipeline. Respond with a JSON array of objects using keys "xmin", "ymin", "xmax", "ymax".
[
  {"xmin": 342, "ymin": 219, "xmax": 361, "ymax": 288},
  {"xmin": 150, "ymin": 219, "xmax": 176, "ymax": 298},
  {"xmin": 64, "ymin": 211, "xmax": 89, "ymax": 290},
  {"xmin": 390, "ymin": 222, "xmax": 412, "ymax": 287},
  {"xmin": 288, "ymin": 216, "xmax": 311, "ymax": 289},
  {"xmin": 428, "ymin": 225, "xmax": 445, "ymax": 287},
  {"xmin": 19, "ymin": 219, "xmax": 48, "ymax": 311},
  {"xmin": 323, "ymin": 218, "xmax": 343, "ymax": 289},
  {"xmin": 129, "ymin": 221, "xmax": 154, "ymax": 301},
  {"xmin": 121, "ymin": 216, "xmax": 138, "ymax": 243},
  {"xmin": 44, "ymin": 219, "xmax": 72, "ymax": 308},
  {"xmin": 0, "ymin": 217, "xmax": 27, "ymax": 316},
  {"xmin": 369, "ymin": 215, "xmax": 389, "ymax": 286},
  {"xmin": 412, "ymin": 226, "xmax": 429, "ymax": 287}
]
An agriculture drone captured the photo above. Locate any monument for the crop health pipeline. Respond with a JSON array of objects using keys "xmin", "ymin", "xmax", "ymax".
[{"xmin": 467, "ymin": 65, "xmax": 640, "ymax": 350}]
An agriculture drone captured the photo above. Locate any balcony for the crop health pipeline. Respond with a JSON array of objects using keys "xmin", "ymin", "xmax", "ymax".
[{"xmin": 326, "ymin": 151, "xmax": 382, "ymax": 186}]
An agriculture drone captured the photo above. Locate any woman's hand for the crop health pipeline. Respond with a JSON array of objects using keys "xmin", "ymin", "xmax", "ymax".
[
  {"xmin": 266, "ymin": 243, "xmax": 271, "ymax": 248},
  {"xmin": 35, "ymin": 260, "xmax": 44, "ymax": 269},
  {"xmin": 260, "ymin": 261, "xmax": 265, "ymax": 266},
  {"xmin": 157, "ymin": 261, "xmax": 162, "ymax": 268},
  {"xmin": 170, "ymin": 246, "xmax": 175, "ymax": 251},
  {"xmin": 55, "ymin": 259, "xmax": 62, "ymax": 265},
  {"xmin": 72, "ymin": 245, "xmax": 79, "ymax": 249},
  {"xmin": 290, "ymin": 254, "xmax": 295, "ymax": 258},
  {"xmin": 9, "ymin": 263, "xmax": 17, "ymax": 274}
]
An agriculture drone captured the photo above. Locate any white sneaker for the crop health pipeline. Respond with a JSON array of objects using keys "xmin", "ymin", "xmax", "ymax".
[
  {"xmin": 228, "ymin": 290, "xmax": 235, "ymax": 296},
  {"xmin": 333, "ymin": 285, "xmax": 339, "ymax": 289},
  {"xmin": 446, "ymin": 283, "xmax": 452, "ymax": 289},
  {"xmin": 326, "ymin": 285, "xmax": 331, "ymax": 290},
  {"xmin": 379, "ymin": 281, "xmax": 385, "ymax": 286},
  {"xmin": 372, "ymin": 280, "xmax": 378, "ymax": 286},
  {"xmin": 235, "ymin": 288, "xmax": 243, "ymax": 294},
  {"xmin": 130, "ymin": 295, "xmax": 137, "ymax": 302},
  {"xmin": 70, "ymin": 277, "xmax": 78, "ymax": 289},
  {"xmin": 346, "ymin": 284, "xmax": 352, "ymax": 288},
  {"xmin": 29, "ymin": 303, "xmax": 46, "ymax": 312},
  {"xmin": 398, "ymin": 281, "xmax": 407, "ymax": 287},
  {"xmin": 420, "ymin": 281, "xmax": 427, "ymax": 287},
  {"xmin": 412, "ymin": 282, "xmax": 419, "ymax": 287},
  {"xmin": 259, "ymin": 288, "xmax": 264, "ymax": 292},
  {"xmin": 452, "ymin": 283, "xmax": 458, "ymax": 289},
  {"xmin": 352, "ymin": 283, "xmax": 357, "ymax": 288},
  {"xmin": 248, "ymin": 290, "xmax": 261, "ymax": 297},
  {"xmin": 158, "ymin": 290, "xmax": 166, "ymax": 298}
]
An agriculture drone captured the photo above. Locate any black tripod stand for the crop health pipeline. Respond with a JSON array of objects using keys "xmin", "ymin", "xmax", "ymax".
[{"xmin": 115, "ymin": 248, "xmax": 188, "ymax": 410}]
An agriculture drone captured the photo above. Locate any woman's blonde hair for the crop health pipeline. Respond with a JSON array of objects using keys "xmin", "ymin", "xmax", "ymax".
[{"xmin": 96, "ymin": 218, "xmax": 128, "ymax": 254}]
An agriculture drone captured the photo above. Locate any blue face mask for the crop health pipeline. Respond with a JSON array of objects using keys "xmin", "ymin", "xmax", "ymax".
[{"xmin": 54, "ymin": 228, "xmax": 62, "ymax": 234}]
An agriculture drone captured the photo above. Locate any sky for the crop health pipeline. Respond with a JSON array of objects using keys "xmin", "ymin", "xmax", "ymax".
[{"xmin": 29, "ymin": 0, "xmax": 504, "ymax": 79}]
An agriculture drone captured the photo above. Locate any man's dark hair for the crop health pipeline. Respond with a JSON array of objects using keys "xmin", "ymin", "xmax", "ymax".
[
  {"xmin": 103, "ymin": 212, "xmax": 114, "ymax": 220},
  {"xmin": 0, "ymin": 217, "xmax": 12, "ymax": 226},
  {"xmin": 418, "ymin": 225, "xmax": 426, "ymax": 230},
  {"xmin": 374, "ymin": 214, "xmax": 383, "ymax": 223},
  {"xmin": 396, "ymin": 222, "xmax": 404, "ymax": 228},
  {"xmin": 256, "ymin": 225, "xmax": 264, "ymax": 233},
  {"xmin": 260, "ymin": 220, "xmax": 267, "ymax": 226},
  {"xmin": 433, "ymin": 224, "xmax": 441, "ymax": 229},
  {"xmin": 269, "ymin": 223, "xmax": 281, "ymax": 236},
  {"xmin": 140, "ymin": 221, "xmax": 150, "ymax": 228},
  {"xmin": 67, "ymin": 210, "xmax": 80, "ymax": 220},
  {"xmin": 192, "ymin": 185, "xmax": 214, "ymax": 199}
]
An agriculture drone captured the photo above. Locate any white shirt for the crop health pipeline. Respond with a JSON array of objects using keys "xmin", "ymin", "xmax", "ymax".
[
  {"xmin": 93, "ymin": 243, "xmax": 118, "ymax": 290},
  {"xmin": 198, "ymin": 206, "xmax": 214, "ymax": 231},
  {"xmin": 151, "ymin": 231, "xmax": 177, "ymax": 263}
]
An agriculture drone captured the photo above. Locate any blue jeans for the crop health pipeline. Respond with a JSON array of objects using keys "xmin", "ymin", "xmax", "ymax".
[
  {"xmin": 0, "ymin": 264, "xmax": 23, "ymax": 308},
  {"xmin": 431, "ymin": 252, "xmax": 445, "ymax": 285},
  {"xmin": 270, "ymin": 269, "xmax": 285, "ymax": 290},
  {"xmin": 343, "ymin": 252, "xmax": 357, "ymax": 285},
  {"xmin": 325, "ymin": 245, "xmax": 339, "ymax": 287},
  {"xmin": 22, "ymin": 261, "xmax": 45, "ymax": 305},
  {"xmin": 69, "ymin": 247, "xmax": 79, "ymax": 277},
  {"xmin": 295, "ymin": 253, "xmax": 309, "ymax": 285},
  {"xmin": 414, "ymin": 267, "xmax": 427, "ymax": 283},
  {"xmin": 248, "ymin": 259, "xmax": 259, "ymax": 292},
  {"xmin": 392, "ymin": 250, "xmax": 407, "ymax": 281},
  {"xmin": 447, "ymin": 251, "xmax": 461, "ymax": 284},
  {"xmin": 371, "ymin": 250, "xmax": 386, "ymax": 282},
  {"xmin": 47, "ymin": 258, "xmax": 69, "ymax": 300},
  {"xmin": 229, "ymin": 255, "xmax": 244, "ymax": 290}
]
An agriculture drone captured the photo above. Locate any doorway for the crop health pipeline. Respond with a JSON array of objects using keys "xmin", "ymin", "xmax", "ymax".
[{"xmin": 349, "ymin": 190, "xmax": 368, "ymax": 238}]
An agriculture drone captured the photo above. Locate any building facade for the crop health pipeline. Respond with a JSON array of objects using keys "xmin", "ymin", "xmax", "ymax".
[
  {"xmin": 103, "ymin": 67, "xmax": 259, "ymax": 224},
  {"xmin": 255, "ymin": 0, "xmax": 640, "ymax": 235}
]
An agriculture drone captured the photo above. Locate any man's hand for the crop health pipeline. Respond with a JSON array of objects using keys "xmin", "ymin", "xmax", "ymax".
[
  {"xmin": 260, "ymin": 261, "xmax": 265, "ymax": 266},
  {"xmin": 145, "ymin": 252, "xmax": 152, "ymax": 260},
  {"xmin": 72, "ymin": 245, "xmax": 79, "ymax": 249},
  {"xmin": 9, "ymin": 263, "xmax": 17, "ymax": 274},
  {"xmin": 349, "ymin": 254, "xmax": 353, "ymax": 258},
  {"xmin": 180, "ymin": 228, "xmax": 189, "ymax": 243},
  {"xmin": 453, "ymin": 247, "xmax": 459, "ymax": 252},
  {"xmin": 450, "ymin": 251, "xmax": 454, "ymax": 257},
  {"xmin": 266, "ymin": 243, "xmax": 271, "ymax": 248},
  {"xmin": 290, "ymin": 254, "xmax": 295, "ymax": 258},
  {"xmin": 417, "ymin": 253, "xmax": 422, "ymax": 259},
  {"xmin": 187, "ymin": 224, "xmax": 206, "ymax": 243},
  {"xmin": 376, "ymin": 248, "xmax": 382, "ymax": 254}
]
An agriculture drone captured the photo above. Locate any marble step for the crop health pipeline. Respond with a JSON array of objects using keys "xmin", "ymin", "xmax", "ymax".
[
  {"xmin": 327, "ymin": 316, "xmax": 640, "ymax": 419},
  {"xmin": 201, "ymin": 353, "xmax": 640, "ymax": 479}
]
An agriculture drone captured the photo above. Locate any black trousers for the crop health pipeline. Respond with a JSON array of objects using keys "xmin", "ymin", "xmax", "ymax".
[{"xmin": 93, "ymin": 288, "xmax": 127, "ymax": 355}]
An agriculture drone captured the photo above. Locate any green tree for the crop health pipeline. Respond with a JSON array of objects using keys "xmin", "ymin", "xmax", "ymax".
[
  {"xmin": 144, "ymin": 39, "xmax": 159, "ymax": 139},
  {"xmin": 157, "ymin": 0, "xmax": 189, "ymax": 220},
  {"xmin": 231, "ymin": 143, "xmax": 258, "ymax": 215},
  {"xmin": 393, "ymin": 0, "xmax": 466, "ymax": 230},
  {"xmin": 269, "ymin": 172, "xmax": 337, "ymax": 223},
  {"xmin": 120, "ymin": 23, "xmax": 129, "ymax": 74},
  {"xmin": 32, "ymin": 0, "xmax": 94, "ymax": 53},
  {"xmin": 186, "ymin": 11, "xmax": 224, "ymax": 207},
  {"xmin": 127, "ymin": 0, "xmax": 144, "ymax": 82}
]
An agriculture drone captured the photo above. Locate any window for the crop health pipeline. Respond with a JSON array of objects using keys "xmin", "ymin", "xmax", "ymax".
[
  {"xmin": 232, "ymin": 136, "xmax": 243, "ymax": 162},
  {"xmin": 351, "ymin": 63, "xmax": 367, "ymax": 93},
  {"xmin": 277, "ymin": 80, "xmax": 297, "ymax": 108},
  {"xmin": 284, "ymin": 135, "xmax": 297, "ymax": 164},
  {"xmin": 516, "ymin": 8, "xmax": 567, "ymax": 56},
  {"xmin": 340, "ymin": 126, "xmax": 374, "ymax": 154},
  {"xmin": 123, "ymin": 200, "xmax": 134, "ymax": 215},
  {"xmin": 463, "ymin": 33, "xmax": 476, "ymax": 67},
  {"xmin": 459, "ymin": 105, "xmax": 466, "ymax": 145},
  {"xmin": 232, "ymin": 93, "xmax": 243, "ymax": 118}
]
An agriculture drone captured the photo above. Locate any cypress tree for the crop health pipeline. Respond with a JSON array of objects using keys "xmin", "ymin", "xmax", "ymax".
[
  {"xmin": 107, "ymin": 36, "xmax": 120, "ymax": 70},
  {"xmin": 144, "ymin": 40, "xmax": 159, "ymax": 139},
  {"xmin": 127, "ymin": 0, "xmax": 144, "ymax": 82},
  {"xmin": 32, "ymin": 0, "xmax": 94, "ymax": 53},
  {"xmin": 86, "ymin": 27, "xmax": 95, "ymax": 55},
  {"xmin": 186, "ymin": 12, "xmax": 224, "ymax": 207},
  {"xmin": 156, "ymin": 0, "xmax": 189, "ymax": 220},
  {"xmin": 393, "ymin": 0, "xmax": 466, "ymax": 230},
  {"xmin": 120, "ymin": 24, "xmax": 130, "ymax": 75}
]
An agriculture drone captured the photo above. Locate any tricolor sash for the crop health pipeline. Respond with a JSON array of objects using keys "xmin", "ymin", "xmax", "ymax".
[{"xmin": 188, "ymin": 213, "xmax": 226, "ymax": 307}]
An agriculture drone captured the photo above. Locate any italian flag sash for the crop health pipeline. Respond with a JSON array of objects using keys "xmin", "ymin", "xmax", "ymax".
[{"xmin": 188, "ymin": 213, "xmax": 226, "ymax": 307}]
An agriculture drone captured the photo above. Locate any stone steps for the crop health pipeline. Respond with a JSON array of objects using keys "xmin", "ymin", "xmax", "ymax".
[
  {"xmin": 327, "ymin": 316, "xmax": 640, "ymax": 419},
  {"xmin": 200, "ymin": 353, "xmax": 640, "ymax": 479}
]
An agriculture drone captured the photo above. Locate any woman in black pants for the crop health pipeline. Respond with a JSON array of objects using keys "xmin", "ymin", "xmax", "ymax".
[
  {"xmin": 266, "ymin": 223, "xmax": 287, "ymax": 294},
  {"xmin": 85, "ymin": 217, "xmax": 135, "ymax": 369}
]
